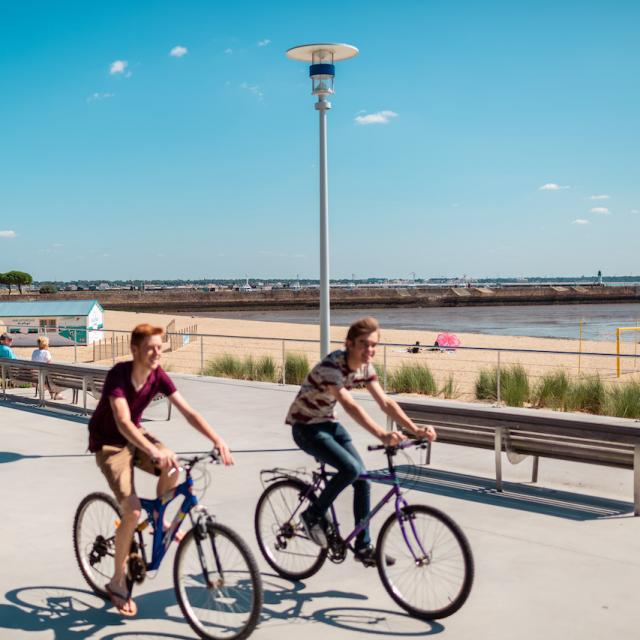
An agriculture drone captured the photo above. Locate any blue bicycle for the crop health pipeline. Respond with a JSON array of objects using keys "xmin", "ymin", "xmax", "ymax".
[
  {"xmin": 254, "ymin": 440, "xmax": 474, "ymax": 620},
  {"xmin": 73, "ymin": 451, "xmax": 263, "ymax": 640}
]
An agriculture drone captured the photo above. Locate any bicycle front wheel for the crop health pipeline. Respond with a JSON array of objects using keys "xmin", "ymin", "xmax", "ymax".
[
  {"xmin": 174, "ymin": 522, "xmax": 263, "ymax": 640},
  {"xmin": 254, "ymin": 479, "xmax": 327, "ymax": 580},
  {"xmin": 376, "ymin": 504, "xmax": 474, "ymax": 620},
  {"xmin": 73, "ymin": 492, "xmax": 121, "ymax": 596}
]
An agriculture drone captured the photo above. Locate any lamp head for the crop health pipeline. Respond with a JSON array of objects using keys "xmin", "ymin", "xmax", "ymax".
[{"xmin": 286, "ymin": 43, "xmax": 358, "ymax": 97}]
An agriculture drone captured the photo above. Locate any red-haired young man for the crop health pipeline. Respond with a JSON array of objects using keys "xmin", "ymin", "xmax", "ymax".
[{"xmin": 88, "ymin": 323, "xmax": 233, "ymax": 617}]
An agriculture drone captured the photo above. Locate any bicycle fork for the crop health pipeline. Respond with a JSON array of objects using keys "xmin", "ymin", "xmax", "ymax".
[
  {"xmin": 192, "ymin": 510, "xmax": 224, "ymax": 589},
  {"xmin": 395, "ymin": 497, "xmax": 431, "ymax": 566}
]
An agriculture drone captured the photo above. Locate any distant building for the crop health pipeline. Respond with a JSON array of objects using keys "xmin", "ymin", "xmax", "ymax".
[{"xmin": 0, "ymin": 299, "xmax": 104, "ymax": 344}]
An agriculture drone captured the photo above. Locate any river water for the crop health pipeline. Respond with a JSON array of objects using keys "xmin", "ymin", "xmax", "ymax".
[{"xmin": 189, "ymin": 303, "xmax": 640, "ymax": 342}]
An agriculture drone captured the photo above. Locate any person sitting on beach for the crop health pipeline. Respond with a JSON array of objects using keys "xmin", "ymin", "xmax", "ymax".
[
  {"xmin": 88, "ymin": 323, "xmax": 234, "ymax": 618},
  {"xmin": 31, "ymin": 335, "xmax": 61, "ymax": 399},
  {"xmin": 0, "ymin": 333, "xmax": 17, "ymax": 359},
  {"xmin": 408, "ymin": 341, "xmax": 421, "ymax": 354},
  {"xmin": 286, "ymin": 316, "xmax": 437, "ymax": 566}
]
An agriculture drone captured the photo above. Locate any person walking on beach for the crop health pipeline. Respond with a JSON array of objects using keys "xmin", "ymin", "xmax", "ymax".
[
  {"xmin": 0, "ymin": 333, "xmax": 17, "ymax": 359},
  {"xmin": 286, "ymin": 316, "xmax": 437, "ymax": 566},
  {"xmin": 88, "ymin": 323, "xmax": 234, "ymax": 617}
]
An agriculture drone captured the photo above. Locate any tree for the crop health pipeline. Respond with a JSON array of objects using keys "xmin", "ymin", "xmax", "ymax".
[
  {"xmin": 0, "ymin": 273, "xmax": 9, "ymax": 294},
  {"xmin": 4, "ymin": 270, "xmax": 33, "ymax": 294},
  {"xmin": 39, "ymin": 284, "xmax": 58, "ymax": 294}
]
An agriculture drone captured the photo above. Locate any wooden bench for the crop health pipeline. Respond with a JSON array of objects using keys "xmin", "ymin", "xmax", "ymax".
[
  {"xmin": 1, "ymin": 358, "xmax": 171, "ymax": 420},
  {"xmin": 392, "ymin": 397, "xmax": 640, "ymax": 515}
]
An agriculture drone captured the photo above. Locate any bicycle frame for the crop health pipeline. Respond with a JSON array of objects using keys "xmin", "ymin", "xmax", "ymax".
[
  {"xmin": 278, "ymin": 445, "xmax": 430, "ymax": 562},
  {"xmin": 137, "ymin": 473, "xmax": 199, "ymax": 571}
]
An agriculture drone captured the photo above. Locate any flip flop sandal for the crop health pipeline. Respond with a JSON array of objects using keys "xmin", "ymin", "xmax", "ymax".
[{"xmin": 105, "ymin": 583, "xmax": 137, "ymax": 617}]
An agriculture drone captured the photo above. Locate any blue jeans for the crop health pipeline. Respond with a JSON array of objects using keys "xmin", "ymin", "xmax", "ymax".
[{"xmin": 292, "ymin": 421, "xmax": 371, "ymax": 549}]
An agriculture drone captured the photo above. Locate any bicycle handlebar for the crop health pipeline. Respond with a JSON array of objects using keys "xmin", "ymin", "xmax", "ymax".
[
  {"xmin": 153, "ymin": 448, "xmax": 221, "ymax": 470},
  {"xmin": 367, "ymin": 439, "xmax": 429, "ymax": 452}
]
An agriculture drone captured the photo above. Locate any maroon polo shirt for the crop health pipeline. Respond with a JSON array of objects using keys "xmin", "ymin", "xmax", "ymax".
[{"xmin": 88, "ymin": 360, "xmax": 176, "ymax": 452}]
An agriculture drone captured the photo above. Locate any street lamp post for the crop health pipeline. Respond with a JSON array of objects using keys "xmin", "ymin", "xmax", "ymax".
[{"xmin": 286, "ymin": 43, "xmax": 359, "ymax": 357}]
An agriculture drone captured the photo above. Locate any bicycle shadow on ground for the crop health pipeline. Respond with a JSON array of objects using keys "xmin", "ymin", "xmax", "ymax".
[
  {"xmin": 1, "ymin": 586, "xmax": 192, "ymax": 640},
  {"xmin": 260, "ymin": 574, "xmax": 444, "ymax": 636},
  {"xmin": 372, "ymin": 464, "xmax": 633, "ymax": 520},
  {"xmin": 2, "ymin": 578, "xmax": 443, "ymax": 639}
]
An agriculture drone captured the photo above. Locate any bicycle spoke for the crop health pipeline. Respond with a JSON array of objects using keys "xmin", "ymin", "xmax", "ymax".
[
  {"xmin": 73, "ymin": 493, "xmax": 121, "ymax": 596},
  {"xmin": 377, "ymin": 505, "xmax": 473, "ymax": 620},
  {"xmin": 255, "ymin": 480, "xmax": 326, "ymax": 580},
  {"xmin": 175, "ymin": 524, "xmax": 261, "ymax": 640}
]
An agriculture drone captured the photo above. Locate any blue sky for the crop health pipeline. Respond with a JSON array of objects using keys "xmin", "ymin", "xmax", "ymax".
[{"xmin": 0, "ymin": 0, "xmax": 638, "ymax": 281}]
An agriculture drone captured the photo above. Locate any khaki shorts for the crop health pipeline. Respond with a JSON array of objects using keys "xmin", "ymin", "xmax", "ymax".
[{"xmin": 95, "ymin": 432, "xmax": 168, "ymax": 504}]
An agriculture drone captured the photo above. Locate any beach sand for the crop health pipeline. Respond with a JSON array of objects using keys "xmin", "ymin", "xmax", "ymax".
[{"xmin": 4, "ymin": 309, "xmax": 635, "ymax": 400}]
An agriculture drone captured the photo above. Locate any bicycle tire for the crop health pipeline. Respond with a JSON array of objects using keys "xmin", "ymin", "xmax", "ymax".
[
  {"xmin": 254, "ymin": 479, "xmax": 327, "ymax": 580},
  {"xmin": 73, "ymin": 492, "xmax": 122, "ymax": 597},
  {"xmin": 174, "ymin": 522, "xmax": 263, "ymax": 640},
  {"xmin": 376, "ymin": 504, "xmax": 474, "ymax": 620}
]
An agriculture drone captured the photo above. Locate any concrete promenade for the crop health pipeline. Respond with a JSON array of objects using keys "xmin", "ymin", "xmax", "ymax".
[{"xmin": 1, "ymin": 374, "xmax": 639, "ymax": 640}]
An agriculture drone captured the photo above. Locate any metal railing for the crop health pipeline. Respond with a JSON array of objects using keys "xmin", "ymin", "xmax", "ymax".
[{"xmin": 3, "ymin": 326, "xmax": 640, "ymax": 403}]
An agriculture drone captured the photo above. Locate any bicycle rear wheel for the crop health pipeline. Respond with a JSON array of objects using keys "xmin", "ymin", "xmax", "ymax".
[
  {"xmin": 376, "ymin": 504, "xmax": 474, "ymax": 620},
  {"xmin": 73, "ymin": 492, "xmax": 121, "ymax": 596},
  {"xmin": 174, "ymin": 521, "xmax": 263, "ymax": 640},
  {"xmin": 254, "ymin": 479, "xmax": 327, "ymax": 580}
]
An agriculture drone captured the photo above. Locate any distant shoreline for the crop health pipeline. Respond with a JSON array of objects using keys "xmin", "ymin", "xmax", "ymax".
[{"xmin": 2, "ymin": 284, "xmax": 639, "ymax": 314}]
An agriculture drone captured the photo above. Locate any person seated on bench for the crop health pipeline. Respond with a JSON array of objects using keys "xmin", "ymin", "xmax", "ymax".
[
  {"xmin": 31, "ymin": 336, "xmax": 61, "ymax": 400},
  {"xmin": 0, "ymin": 333, "xmax": 16, "ymax": 359}
]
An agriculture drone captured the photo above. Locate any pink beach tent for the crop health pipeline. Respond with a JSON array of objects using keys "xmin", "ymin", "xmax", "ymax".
[{"xmin": 435, "ymin": 332, "xmax": 461, "ymax": 348}]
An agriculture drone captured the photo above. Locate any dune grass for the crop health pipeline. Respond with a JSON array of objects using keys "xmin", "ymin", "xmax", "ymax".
[
  {"xmin": 204, "ymin": 353, "xmax": 245, "ymax": 379},
  {"xmin": 439, "ymin": 374, "xmax": 459, "ymax": 399},
  {"xmin": 605, "ymin": 380, "xmax": 640, "ymax": 418},
  {"xmin": 203, "ymin": 353, "xmax": 279, "ymax": 382},
  {"xmin": 284, "ymin": 353, "xmax": 310, "ymax": 385},
  {"xmin": 387, "ymin": 363, "xmax": 437, "ymax": 395},
  {"xmin": 475, "ymin": 364, "xmax": 530, "ymax": 407},
  {"xmin": 564, "ymin": 375, "xmax": 606, "ymax": 414},
  {"xmin": 533, "ymin": 371, "xmax": 571, "ymax": 410}
]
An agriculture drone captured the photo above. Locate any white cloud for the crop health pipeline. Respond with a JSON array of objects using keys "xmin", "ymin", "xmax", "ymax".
[
  {"xmin": 631, "ymin": 209, "xmax": 639, "ymax": 214},
  {"xmin": 589, "ymin": 194, "xmax": 610, "ymax": 200},
  {"xmin": 589, "ymin": 207, "xmax": 610, "ymax": 214},
  {"xmin": 86, "ymin": 92, "xmax": 114, "ymax": 103},
  {"xmin": 257, "ymin": 39, "xmax": 271, "ymax": 47},
  {"xmin": 572, "ymin": 219, "xmax": 590, "ymax": 225},
  {"xmin": 0, "ymin": 230, "xmax": 17, "ymax": 238},
  {"xmin": 169, "ymin": 45, "xmax": 188, "ymax": 58},
  {"xmin": 240, "ymin": 82, "xmax": 264, "ymax": 100},
  {"xmin": 538, "ymin": 183, "xmax": 570, "ymax": 191},
  {"xmin": 355, "ymin": 110, "xmax": 398, "ymax": 125},
  {"xmin": 224, "ymin": 48, "xmax": 233, "ymax": 55},
  {"xmin": 109, "ymin": 60, "xmax": 128, "ymax": 75}
]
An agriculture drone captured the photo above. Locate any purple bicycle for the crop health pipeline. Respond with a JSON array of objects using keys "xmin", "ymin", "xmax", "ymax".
[{"xmin": 254, "ymin": 439, "xmax": 474, "ymax": 620}]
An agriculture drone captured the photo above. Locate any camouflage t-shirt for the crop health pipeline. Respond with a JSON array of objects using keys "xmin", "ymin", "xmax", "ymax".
[{"xmin": 285, "ymin": 349, "xmax": 378, "ymax": 425}]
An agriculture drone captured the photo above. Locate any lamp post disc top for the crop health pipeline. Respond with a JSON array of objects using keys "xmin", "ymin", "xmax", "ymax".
[{"xmin": 286, "ymin": 43, "xmax": 359, "ymax": 62}]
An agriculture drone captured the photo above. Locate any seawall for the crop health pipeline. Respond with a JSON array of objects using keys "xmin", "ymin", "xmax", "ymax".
[{"xmin": 1, "ymin": 284, "xmax": 639, "ymax": 313}]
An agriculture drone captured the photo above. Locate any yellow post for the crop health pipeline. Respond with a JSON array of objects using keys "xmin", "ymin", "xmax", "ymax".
[
  {"xmin": 633, "ymin": 318, "xmax": 638, "ymax": 369},
  {"xmin": 616, "ymin": 327, "xmax": 621, "ymax": 378},
  {"xmin": 578, "ymin": 319, "xmax": 583, "ymax": 374}
]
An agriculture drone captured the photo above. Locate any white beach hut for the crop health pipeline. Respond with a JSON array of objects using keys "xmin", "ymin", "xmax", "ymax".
[{"xmin": 0, "ymin": 299, "xmax": 104, "ymax": 344}]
